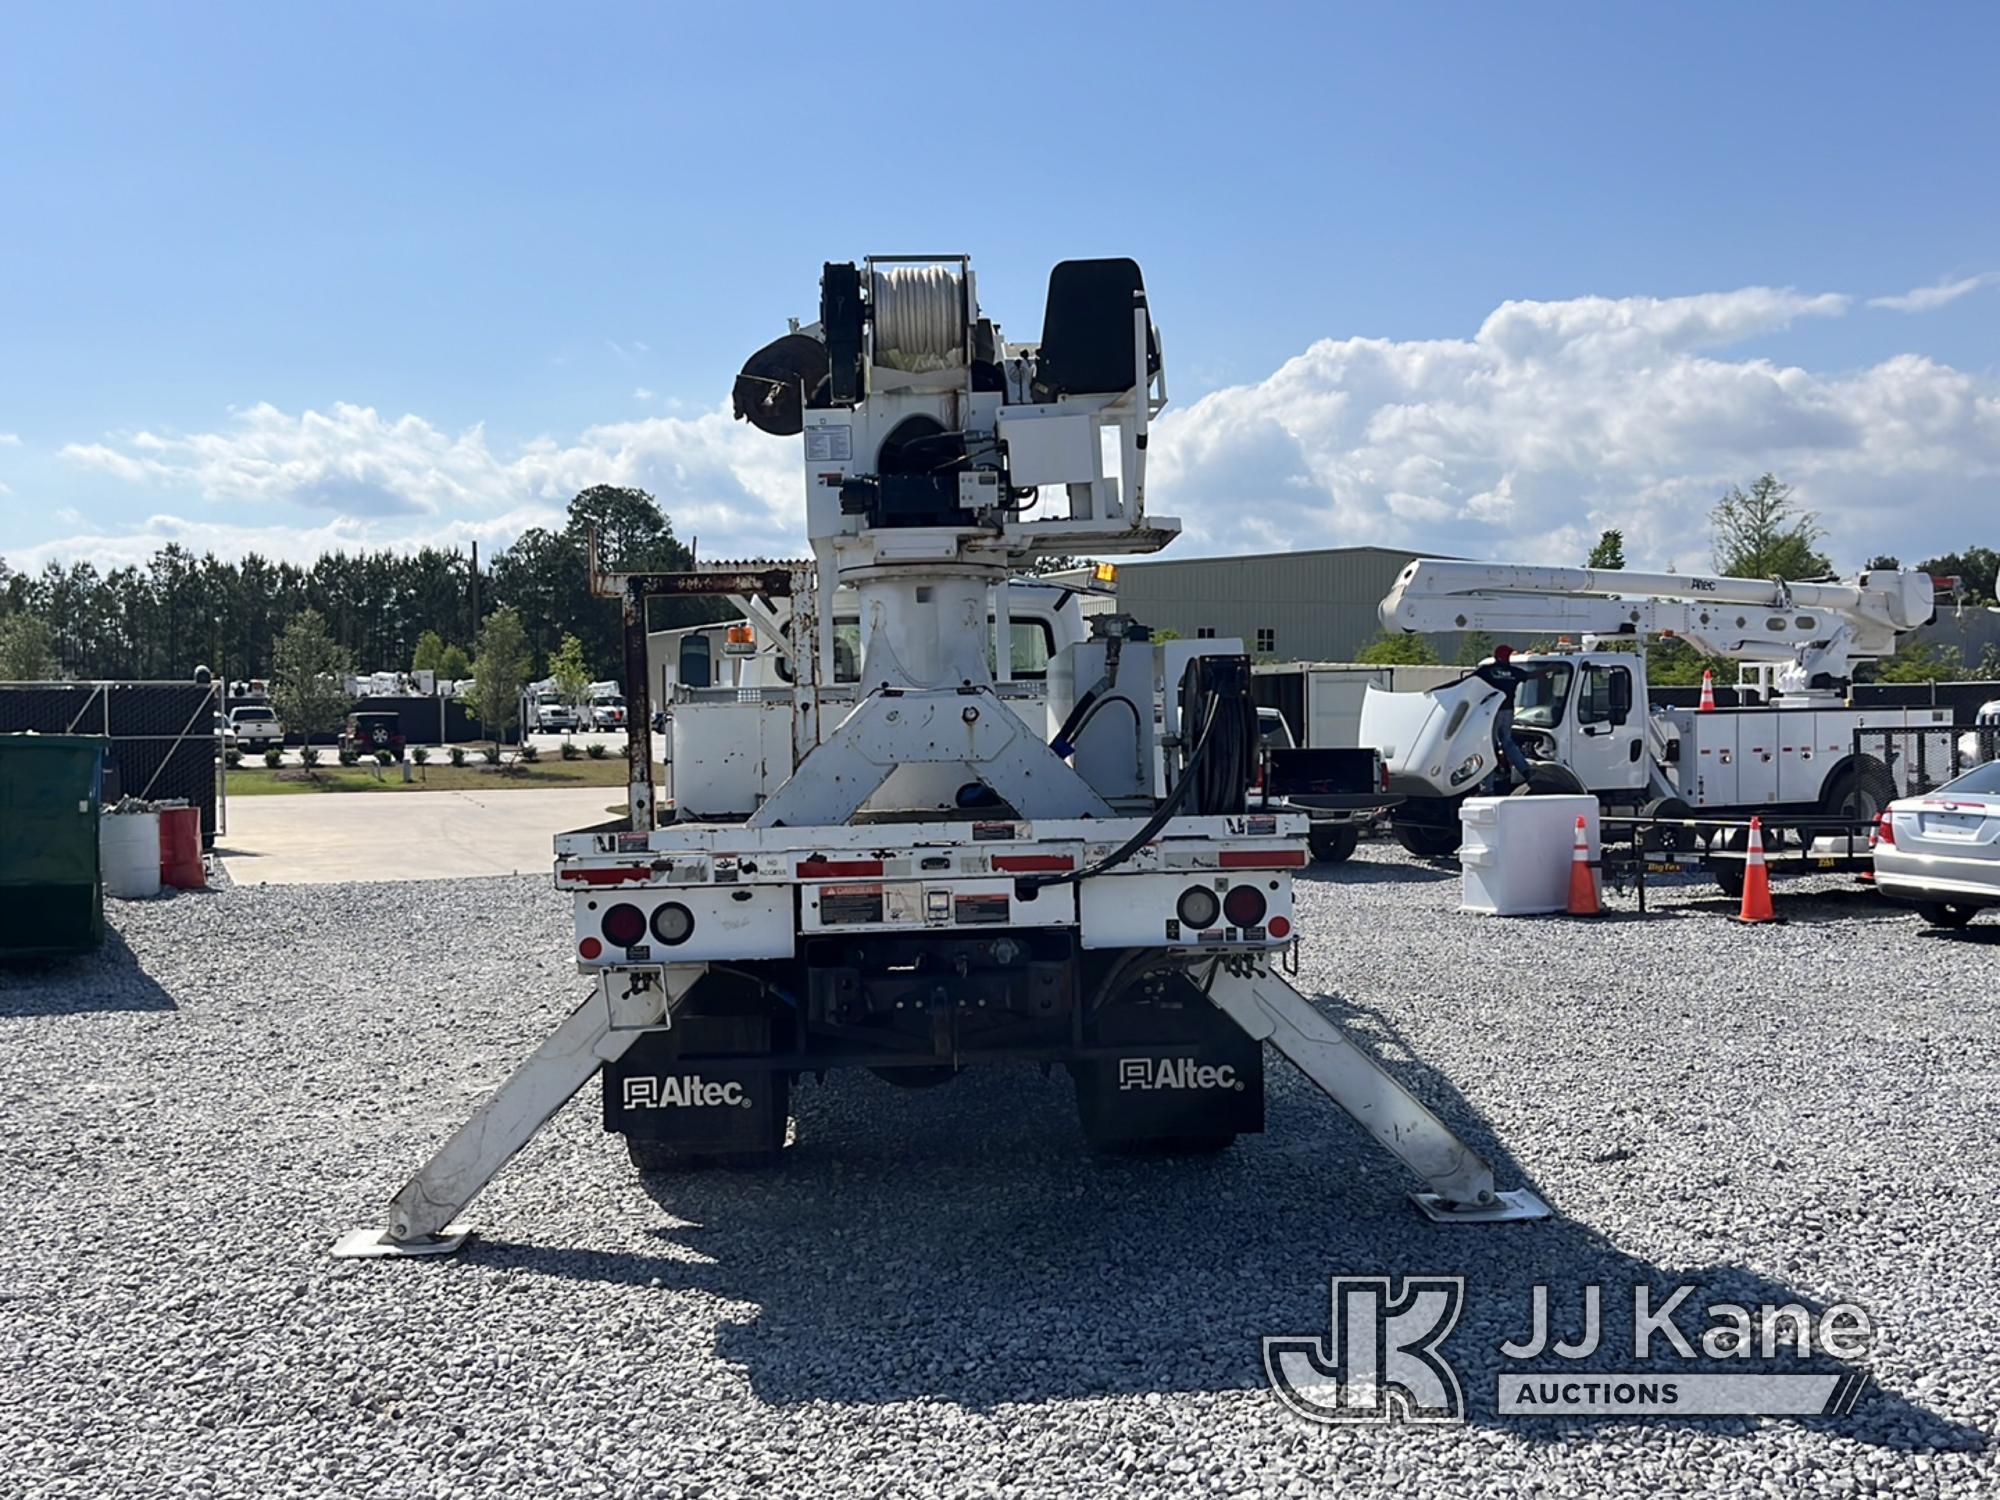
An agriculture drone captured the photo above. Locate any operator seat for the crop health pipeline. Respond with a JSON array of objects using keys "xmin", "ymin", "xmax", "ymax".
[{"xmin": 1032, "ymin": 258, "xmax": 1161, "ymax": 400}]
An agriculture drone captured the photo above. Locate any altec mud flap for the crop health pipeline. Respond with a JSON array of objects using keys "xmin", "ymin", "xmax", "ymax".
[
  {"xmin": 606, "ymin": 1019, "xmax": 790, "ymax": 1157},
  {"xmin": 1071, "ymin": 991, "xmax": 1265, "ymax": 1147}
]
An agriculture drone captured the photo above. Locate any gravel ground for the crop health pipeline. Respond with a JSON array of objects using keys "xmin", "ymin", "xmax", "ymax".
[{"xmin": 2, "ymin": 848, "xmax": 1996, "ymax": 1497}]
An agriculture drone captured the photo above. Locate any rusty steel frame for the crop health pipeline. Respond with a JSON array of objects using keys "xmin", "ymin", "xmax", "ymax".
[{"xmin": 585, "ymin": 527, "xmax": 808, "ymax": 831}]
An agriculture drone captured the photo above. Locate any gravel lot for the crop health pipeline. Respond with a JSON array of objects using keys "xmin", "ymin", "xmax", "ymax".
[{"xmin": 2, "ymin": 848, "xmax": 1996, "ymax": 1497}]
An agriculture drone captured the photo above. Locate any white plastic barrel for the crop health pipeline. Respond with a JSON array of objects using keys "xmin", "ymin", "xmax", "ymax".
[
  {"xmin": 1460, "ymin": 794, "xmax": 1598, "ymax": 915},
  {"xmin": 100, "ymin": 810, "xmax": 163, "ymax": 899}
]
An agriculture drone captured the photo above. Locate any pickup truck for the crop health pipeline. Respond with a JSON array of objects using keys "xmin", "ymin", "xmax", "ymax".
[
  {"xmin": 531, "ymin": 693, "xmax": 577, "ymax": 733},
  {"xmin": 227, "ymin": 704, "xmax": 285, "ymax": 748},
  {"xmin": 589, "ymin": 694, "xmax": 627, "ymax": 729},
  {"xmin": 1256, "ymin": 709, "xmax": 1401, "ymax": 864}
]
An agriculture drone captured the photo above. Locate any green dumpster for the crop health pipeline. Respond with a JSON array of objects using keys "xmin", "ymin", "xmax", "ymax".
[{"xmin": 0, "ymin": 734, "xmax": 108, "ymax": 957}]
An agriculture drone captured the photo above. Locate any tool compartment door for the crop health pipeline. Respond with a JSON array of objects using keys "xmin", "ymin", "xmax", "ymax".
[{"xmin": 1684, "ymin": 714, "xmax": 1739, "ymax": 807}]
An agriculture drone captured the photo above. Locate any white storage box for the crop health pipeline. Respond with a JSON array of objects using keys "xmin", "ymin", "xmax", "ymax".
[{"xmin": 1459, "ymin": 795, "xmax": 1598, "ymax": 916}]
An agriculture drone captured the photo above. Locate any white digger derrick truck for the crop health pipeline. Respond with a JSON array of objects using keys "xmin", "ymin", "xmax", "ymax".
[
  {"xmin": 335, "ymin": 254, "xmax": 1547, "ymax": 1258},
  {"xmin": 1360, "ymin": 559, "xmax": 1949, "ymax": 876}
]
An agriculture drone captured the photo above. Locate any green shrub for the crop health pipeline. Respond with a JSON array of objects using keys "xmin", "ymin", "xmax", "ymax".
[
  {"xmin": 300, "ymin": 745, "xmax": 322, "ymax": 768},
  {"xmin": 586, "ymin": 742, "xmax": 608, "ymax": 759},
  {"xmin": 411, "ymin": 745, "xmax": 431, "ymax": 765},
  {"xmin": 375, "ymin": 749, "xmax": 396, "ymax": 767},
  {"xmin": 482, "ymin": 744, "xmax": 502, "ymax": 765},
  {"xmin": 448, "ymin": 745, "xmax": 468, "ymax": 767},
  {"xmin": 519, "ymin": 743, "xmax": 540, "ymax": 763},
  {"xmin": 560, "ymin": 740, "xmax": 582, "ymax": 761},
  {"xmin": 337, "ymin": 747, "xmax": 360, "ymax": 767},
  {"xmin": 224, "ymin": 747, "xmax": 242, "ymax": 768},
  {"xmin": 261, "ymin": 746, "xmax": 283, "ymax": 768}
]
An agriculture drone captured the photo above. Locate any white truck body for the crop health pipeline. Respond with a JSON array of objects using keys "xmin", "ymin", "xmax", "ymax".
[
  {"xmin": 1360, "ymin": 656, "xmax": 1949, "ymax": 811},
  {"xmin": 1359, "ymin": 559, "xmax": 1947, "ymax": 853},
  {"xmin": 337, "ymin": 251, "xmax": 1546, "ymax": 1261}
]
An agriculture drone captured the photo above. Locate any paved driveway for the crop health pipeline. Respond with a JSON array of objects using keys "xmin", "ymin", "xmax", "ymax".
[{"xmin": 218, "ymin": 787, "xmax": 617, "ymax": 884}]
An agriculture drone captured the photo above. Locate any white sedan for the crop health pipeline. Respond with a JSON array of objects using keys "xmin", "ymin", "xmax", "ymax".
[{"xmin": 1874, "ymin": 760, "xmax": 2000, "ymax": 928}]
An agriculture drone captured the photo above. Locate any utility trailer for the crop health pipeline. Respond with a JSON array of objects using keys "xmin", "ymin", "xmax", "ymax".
[
  {"xmin": 1599, "ymin": 811, "xmax": 1878, "ymax": 909},
  {"xmin": 335, "ymin": 253, "xmax": 1546, "ymax": 1259}
]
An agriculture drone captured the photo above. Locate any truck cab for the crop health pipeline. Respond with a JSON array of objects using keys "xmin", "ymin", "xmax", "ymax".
[
  {"xmin": 1364, "ymin": 649, "xmax": 1645, "ymax": 804},
  {"xmin": 663, "ymin": 583, "xmax": 1088, "ymax": 820},
  {"xmin": 1504, "ymin": 651, "xmax": 1646, "ymax": 797}
]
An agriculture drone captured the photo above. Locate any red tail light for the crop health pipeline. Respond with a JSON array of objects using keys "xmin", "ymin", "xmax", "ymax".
[
  {"xmin": 1874, "ymin": 813, "xmax": 1894, "ymax": 847},
  {"xmin": 1223, "ymin": 884, "xmax": 1268, "ymax": 929},
  {"xmin": 601, "ymin": 902, "xmax": 647, "ymax": 947}
]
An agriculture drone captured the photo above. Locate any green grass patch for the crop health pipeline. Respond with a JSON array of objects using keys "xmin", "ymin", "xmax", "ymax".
[{"xmin": 227, "ymin": 757, "xmax": 659, "ymax": 796}]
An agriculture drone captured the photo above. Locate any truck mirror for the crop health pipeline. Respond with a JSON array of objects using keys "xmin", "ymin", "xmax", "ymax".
[
  {"xmin": 679, "ymin": 635, "xmax": 713, "ymax": 690},
  {"xmin": 1610, "ymin": 667, "xmax": 1633, "ymax": 724}
]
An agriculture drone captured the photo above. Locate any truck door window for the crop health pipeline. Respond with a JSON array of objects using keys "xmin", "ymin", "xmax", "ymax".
[
  {"xmin": 1578, "ymin": 666, "xmax": 1613, "ymax": 725},
  {"xmin": 1514, "ymin": 664, "xmax": 1574, "ymax": 728},
  {"xmin": 1576, "ymin": 664, "xmax": 1632, "ymax": 725},
  {"xmin": 1002, "ymin": 621, "xmax": 1054, "ymax": 678}
]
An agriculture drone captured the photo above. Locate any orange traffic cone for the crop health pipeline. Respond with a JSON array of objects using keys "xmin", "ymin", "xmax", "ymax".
[
  {"xmin": 1698, "ymin": 670, "xmax": 1717, "ymax": 712},
  {"xmin": 1566, "ymin": 815, "xmax": 1599, "ymax": 916},
  {"xmin": 1737, "ymin": 815, "xmax": 1776, "ymax": 924}
]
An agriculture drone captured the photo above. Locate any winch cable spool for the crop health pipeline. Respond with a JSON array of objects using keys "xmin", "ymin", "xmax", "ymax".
[{"xmin": 871, "ymin": 265, "xmax": 967, "ymax": 368}]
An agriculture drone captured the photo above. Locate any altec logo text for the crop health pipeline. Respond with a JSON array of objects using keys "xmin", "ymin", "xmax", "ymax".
[
  {"xmin": 622, "ymin": 1076, "xmax": 752, "ymax": 1110},
  {"xmin": 1118, "ymin": 1058, "xmax": 1242, "ymax": 1091}
]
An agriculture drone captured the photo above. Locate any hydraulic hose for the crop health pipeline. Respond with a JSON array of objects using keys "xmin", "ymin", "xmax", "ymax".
[{"xmin": 1022, "ymin": 689, "xmax": 1226, "ymax": 892}]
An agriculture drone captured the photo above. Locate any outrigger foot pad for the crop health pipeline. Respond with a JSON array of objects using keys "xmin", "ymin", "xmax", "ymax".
[
  {"xmin": 331, "ymin": 1224, "xmax": 473, "ymax": 1259},
  {"xmin": 1410, "ymin": 1189, "xmax": 1550, "ymax": 1224}
]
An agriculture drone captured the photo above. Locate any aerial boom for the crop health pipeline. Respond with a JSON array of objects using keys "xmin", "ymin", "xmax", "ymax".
[{"xmin": 1380, "ymin": 559, "xmax": 1937, "ymax": 688}]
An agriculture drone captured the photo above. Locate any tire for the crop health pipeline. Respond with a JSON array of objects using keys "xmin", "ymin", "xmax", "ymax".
[
  {"xmin": 1509, "ymin": 761, "xmax": 1588, "ymax": 797},
  {"xmin": 1709, "ymin": 827, "xmax": 1749, "ymax": 899},
  {"xmin": 1394, "ymin": 821, "xmax": 1462, "ymax": 858},
  {"xmin": 1641, "ymin": 795, "xmax": 1694, "ymax": 855},
  {"xmin": 869, "ymin": 1064, "xmax": 958, "ymax": 1089},
  {"xmin": 1918, "ymin": 902, "xmax": 1979, "ymax": 929},
  {"xmin": 1308, "ymin": 824, "xmax": 1360, "ymax": 864},
  {"xmin": 1091, "ymin": 1133, "xmax": 1237, "ymax": 1157},
  {"xmin": 1821, "ymin": 759, "xmax": 1897, "ymax": 823},
  {"xmin": 626, "ymin": 1136, "xmax": 786, "ymax": 1172}
]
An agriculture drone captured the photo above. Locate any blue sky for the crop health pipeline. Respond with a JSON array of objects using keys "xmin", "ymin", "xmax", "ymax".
[{"xmin": 3, "ymin": 2, "xmax": 1996, "ymax": 572}]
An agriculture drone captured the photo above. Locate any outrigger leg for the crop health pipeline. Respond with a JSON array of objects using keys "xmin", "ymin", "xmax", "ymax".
[
  {"xmin": 332, "ymin": 965, "xmax": 707, "ymax": 1258},
  {"xmin": 1205, "ymin": 960, "xmax": 1549, "ymax": 1223}
]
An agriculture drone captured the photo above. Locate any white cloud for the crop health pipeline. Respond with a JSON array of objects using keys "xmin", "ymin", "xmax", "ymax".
[
  {"xmin": 632, "ymin": 387, "xmax": 656, "ymax": 401},
  {"xmin": 39, "ymin": 400, "xmax": 800, "ymax": 568},
  {"xmin": 11, "ymin": 506, "xmax": 564, "ymax": 571},
  {"xmin": 0, "ymin": 433, "xmax": 20, "ymax": 446},
  {"xmin": 1149, "ymin": 286, "xmax": 2000, "ymax": 570},
  {"xmin": 19, "ymin": 283, "xmax": 2000, "ymax": 576},
  {"xmin": 1868, "ymin": 272, "xmax": 2000, "ymax": 313}
]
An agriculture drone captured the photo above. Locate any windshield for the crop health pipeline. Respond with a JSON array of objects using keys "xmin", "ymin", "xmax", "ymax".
[
  {"xmin": 1514, "ymin": 663, "xmax": 1575, "ymax": 728},
  {"xmin": 596, "ymin": 696, "xmax": 624, "ymax": 707},
  {"xmin": 1938, "ymin": 761, "xmax": 2000, "ymax": 798},
  {"xmin": 234, "ymin": 708, "xmax": 274, "ymax": 721}
]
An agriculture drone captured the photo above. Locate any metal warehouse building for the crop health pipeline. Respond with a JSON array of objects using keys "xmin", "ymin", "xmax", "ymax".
[{"xmin": 1114, "ymin": 545, "xmax": 1456, "ymax": 662}]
